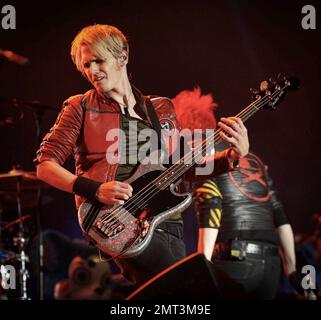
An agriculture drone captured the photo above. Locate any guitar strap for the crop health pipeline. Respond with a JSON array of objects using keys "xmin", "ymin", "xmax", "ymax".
[
  {"xmin": 145, "ymin": 97, "xmax": 163, "ymax": 150},
  {"xmin": 145, "ymin": 97, "xmax": 173, "ymax": 164}
]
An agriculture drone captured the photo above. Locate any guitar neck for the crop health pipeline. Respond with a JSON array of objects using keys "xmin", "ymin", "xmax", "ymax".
[{"xmin": 158, "ymin": 80, "xmax": 291, "ymax": 188}]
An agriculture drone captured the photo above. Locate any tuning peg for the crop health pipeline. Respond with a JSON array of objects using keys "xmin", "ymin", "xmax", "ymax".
[
  {"xmin": 277, "ymin": 73, "xmax": 287, "ymax": 81},
  {"xmin": 276, "ymin": 73, "xmax": 300, "ymax": 90},
  {"xmin": 287, "ymin": 76, "xmax": 301, "ymax": 90},
  {"xmin": 250, "ymin": 88, "xmax": 261, "ymax": 101},
  {"xmin": 259, "ymin": 80, "xmax": 269, "ymax": 92},
  {"xmin": 269, "ymin": 78, "xmax": 282, "ymax": 91}
]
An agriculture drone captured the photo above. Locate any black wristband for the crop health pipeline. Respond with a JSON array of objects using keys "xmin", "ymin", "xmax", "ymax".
[{"xmin": 72, "ymin": 176, "xmax": 102, "ymax": 202}]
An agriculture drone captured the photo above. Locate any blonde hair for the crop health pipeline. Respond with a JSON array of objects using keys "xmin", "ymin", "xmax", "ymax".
[{"xmin": 70, "ymin": 24, "xmax": 128, "ymax": 74}]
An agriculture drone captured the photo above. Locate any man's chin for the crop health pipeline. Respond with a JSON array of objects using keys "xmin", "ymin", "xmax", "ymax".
[
  {"xmin": 95, "ymin": 85, "xmax": 108, "ymax": 95},
  {"xmin": 96, "ymin": 82, "xmax": 112, "ymax": 93}
]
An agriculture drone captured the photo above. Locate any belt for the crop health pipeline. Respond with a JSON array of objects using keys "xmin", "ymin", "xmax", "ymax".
[{"xmin": 215, "ymin": 241, "xmax": 279, "ymax": 259}]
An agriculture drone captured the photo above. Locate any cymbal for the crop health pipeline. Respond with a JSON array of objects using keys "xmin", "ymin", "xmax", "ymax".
[
  {"xmin": 0, "ymin": 169, "xmax": 49, "ymax": 192},
  {"xmin": 8, "ymin": 169, "xmax": 39, "ymax": 181},
  {"xmin": 0, "ymin": 172, "xmax": 22, "ymax": 179},
  {"xmin": 2, "ymin": 215, "xmax": 32, "ymax": 231}
]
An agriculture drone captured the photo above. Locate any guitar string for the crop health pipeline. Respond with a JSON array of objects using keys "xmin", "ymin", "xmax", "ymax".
[{"xmin": 100, "ymin": 83, "xmax": 289, "ymax": 232}]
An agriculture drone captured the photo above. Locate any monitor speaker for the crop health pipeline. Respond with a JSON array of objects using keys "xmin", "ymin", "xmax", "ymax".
[{"xmin": 127, "ymin": 252, "xmax": 245, "ymax": 300}]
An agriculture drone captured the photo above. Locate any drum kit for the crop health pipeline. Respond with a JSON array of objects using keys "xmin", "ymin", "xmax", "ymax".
[
  {"xmin": 0, "ymin": 49, "xmax": 57, "ymax": 299},
  {"xmin": 1, "ymin": 48, "xmax": 62, "ymax": 300},
  {"xmin": 0, "ymin": 168, "xmax": 50, "ymax": 300}
]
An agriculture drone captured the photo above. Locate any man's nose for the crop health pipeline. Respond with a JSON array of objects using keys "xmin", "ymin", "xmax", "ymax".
[{"xmin": 90, "ymin": 63, "xmax": 99, "ymax": 75}]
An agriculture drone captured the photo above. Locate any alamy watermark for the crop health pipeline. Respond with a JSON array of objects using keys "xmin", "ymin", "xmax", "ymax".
[
  {"xmin": 301, "ymin": 265, "xmax": 316, "ymax": 290},
  {"xmin": 104, "ymin": 125, "xmax": 216, "ymax": 177},
  {"xmin": 302, "ymin": 5, "xmax": 317, "ymax": 29},
  {"xmin": 1, "ymin": 264, "xmax": 16, "ymax": 290},
  {"xmin": 1, "ymin": 5, "xmax": 318, "ymax": 31},
  {"xmin": 1, "ymin": 5, "xmax": 16, "ymax": 29}
]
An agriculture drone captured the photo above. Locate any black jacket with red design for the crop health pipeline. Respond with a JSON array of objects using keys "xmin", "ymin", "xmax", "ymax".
[{"xmin": 195, "ymin": 151, "xmax": 289, "ymax": 245}]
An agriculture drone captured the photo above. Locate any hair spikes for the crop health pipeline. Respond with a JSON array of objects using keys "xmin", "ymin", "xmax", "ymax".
[{"xmin": 172, "ymin": 86, "xmax": 218, "ymax": 131}]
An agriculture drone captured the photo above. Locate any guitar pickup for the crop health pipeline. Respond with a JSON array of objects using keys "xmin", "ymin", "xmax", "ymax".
[{"xmin": 94, "ymin": 219, "xmax": 125, "ymax": 239}]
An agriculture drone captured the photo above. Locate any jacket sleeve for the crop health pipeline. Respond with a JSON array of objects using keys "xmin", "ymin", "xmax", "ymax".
[
  {"xmin": 184, "ymin": 148, "xmax": 237, "ymax": 182},
  {"xmin": 34, "ymin": 95, "xmax": 84, "ymax": 166}
]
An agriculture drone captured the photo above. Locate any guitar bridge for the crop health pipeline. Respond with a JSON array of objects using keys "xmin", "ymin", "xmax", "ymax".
[
  {"xmin": 133, "ymin": 219, "xmax": 150, "ymax": 244},
  {"xmin": 93, "ymin": 218, "xmax": 125, "ymax": 239}
]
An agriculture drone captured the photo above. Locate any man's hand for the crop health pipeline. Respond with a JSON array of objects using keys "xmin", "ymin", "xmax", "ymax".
[
  {"xmin": 96, "ymin": 181, "xmax": 133, "ymax": 205},
  {"xmin": 218, "ymin": 117, "xmax": 249, "ymax": 160}
]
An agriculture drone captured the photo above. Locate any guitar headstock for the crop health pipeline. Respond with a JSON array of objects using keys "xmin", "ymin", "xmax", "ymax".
[{"xmin": 250, "ymin": 74, "xmax": 300, "ymax": 110}]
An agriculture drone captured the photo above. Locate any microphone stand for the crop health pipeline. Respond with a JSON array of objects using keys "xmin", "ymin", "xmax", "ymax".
[{"xmin": 15, "ymin": 175, "xmax": 30, "ymax": 300}]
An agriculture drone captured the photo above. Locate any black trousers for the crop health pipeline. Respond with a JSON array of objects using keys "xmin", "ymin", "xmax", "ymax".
[
  {"xmin": 213, "ymin": 249, "xmax": 281, "ymax": 299},
  {"xmin": 114, "ymin": 222, "xmax": 185, "ymax": 287}
]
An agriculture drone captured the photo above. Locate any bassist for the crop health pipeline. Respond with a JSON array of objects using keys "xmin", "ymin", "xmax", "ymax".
[{"xmin": 34, "ymin": 24, "xmax": 249, "ymax": 287}]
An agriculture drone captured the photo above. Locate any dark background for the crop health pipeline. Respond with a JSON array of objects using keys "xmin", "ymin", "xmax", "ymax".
[{"xmin": 0, "ymin": 0, "xmax": 320, "ymax": 253}]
